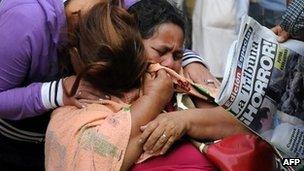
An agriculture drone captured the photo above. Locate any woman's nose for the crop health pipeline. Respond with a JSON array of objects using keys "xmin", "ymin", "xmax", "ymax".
[{"xmin": 160, "ymin": 54, "xmax": 175, "ymax": 69}]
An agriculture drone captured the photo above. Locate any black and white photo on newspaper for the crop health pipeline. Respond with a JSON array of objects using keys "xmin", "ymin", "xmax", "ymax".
[{"xmin": 215, "ymin": 15, "xmax": 304, "ymax": 160}]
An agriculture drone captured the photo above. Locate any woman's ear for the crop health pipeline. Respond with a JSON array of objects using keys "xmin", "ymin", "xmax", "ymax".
[{"xmin": 69, "ymin": 47, "xmax": 85, "ymax": 74}]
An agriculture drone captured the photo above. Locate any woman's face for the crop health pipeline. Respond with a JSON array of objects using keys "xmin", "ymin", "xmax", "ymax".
[{"xmin": 143, "ymin": 23, "xmax": 184, "ymax": 73}]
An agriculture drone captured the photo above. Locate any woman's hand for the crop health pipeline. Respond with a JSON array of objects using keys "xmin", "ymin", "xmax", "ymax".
[
  {"xmin": 143, "ymin": 69, "xmax": 174, "ymax": 106},
  {"xmin": 62, "ymin": 75, "xmax": 110, "ymax": 108},
  {"xmin": 183, "ymin": 63, "xmax": 220, "ymax": 88},
  {"xmin": 139, "ymin": 111, "xmax": 189, "ymax": 155},
  {"xmin": 271, "ymin": 25, "xmax": 290, "ymax": 43}
]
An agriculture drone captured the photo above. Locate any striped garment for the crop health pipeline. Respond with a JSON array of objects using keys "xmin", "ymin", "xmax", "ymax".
[
  {"xmin": 280, "ymin": 0, "xmax": 304, "ymax": 38},
  {"xmin": 182, "ymin": 49, "xmax": 209, "ymax": 69},
  {"xmin": 41, "ymin": 79, "xmax": 64, "ymax": 109}
]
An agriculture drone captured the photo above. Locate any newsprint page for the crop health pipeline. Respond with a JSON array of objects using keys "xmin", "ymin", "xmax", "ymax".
[{"xmin": 215, "ymin": 15, "xmax": 304, "ymax": 168}]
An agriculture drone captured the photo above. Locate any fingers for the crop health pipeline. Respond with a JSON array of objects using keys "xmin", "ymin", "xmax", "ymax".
[
  {"xmin": 139, "ymin": 121, "xmax": 158, "ymax": 145},
  {"xmin": 151, "ymin": 132, "xmax": 171, "ymax": 153},
  {"xmin": 183, "ymin": 63, "xmax": 219, "ymax": 89},
  {"xmin": 147, "ymin": 130, "xmax": 177, "ymax": 156},
  {"xmin": 271, "ymin": 25, "xmax": 290, "ymax": 43},
  {"xmin": 75, "ymin": 90, "xmax": 99, "ymax": 100},
  {"xmin": 140, "ymin": 125, "xmax": 147, "ymax": 132},
  {"xmin": 70, "ymin": 98, "xmax": 86, "ymax": 109},
  {"xmin": 156, "ymin": 69, "xmax": 167, "ymax": 77},
  {"xmin": 78, "ymin": 99, "xmax": 101, "ymax": 105},
  {"xmin": 203, "ymin": 76, "xmax": 219, "ymax": 87},
  {"xmin": 75, "ymin": 89, "xmax": 110, "ymax": 101},
  {"xmin": 196, "ymin": 71, "xmax": 209, "ymax": 85},
  {"xmin": 271, "ymin": 25, "xmax": 280, "ymax": 35},
  {"xmin": 155, "ymin": 69, "xmax": 172, "ymax": 82},
  {"xmin": 143, "ymin": 73, "xmax": 154, "ymax": 84},
  {"xmin": 277, "ymin": 31, "xmax": 290, "ymax": 43},
  {"xmin": 77, "ymin": 80, "xmax": 111, "ymax": 100},
  {"xmin": 62, "ymin": 76, "xmax": 112, "ymax": 107},
  {"xmin": 139, "ymin": 114, "xmax": 185, "ymax": 156},
  {"xmin": 143, "ymin": 126, "xmax": 165, "ymax": 152},
  {"xmin": 140, "ymin": 120, "xmax": 179, "ymax": 154},
  {"xmin": 211, "ymin": 77, "xmax": 221, "ymax": 88},
  {"xmin": 159, "ymin": 136, "xmax": 175, "ymax": 155}
]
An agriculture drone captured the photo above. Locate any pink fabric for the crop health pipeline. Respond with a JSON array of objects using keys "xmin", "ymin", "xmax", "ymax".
[
  {"xmin": 131, "ymin": 140, "xmax": 216, "ymax": 171},
  {"xmin": 45, "ymin": 101, "xmax": 132, "ymax": 171}
]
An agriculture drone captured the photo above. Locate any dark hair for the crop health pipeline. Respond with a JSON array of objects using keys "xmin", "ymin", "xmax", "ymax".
[
  {"xmin": 250, "ymin": 107, "xmax": 270, "ymax": 131},
  {"xmin": 64, "ymin": 2, "xmax": 148, "ymax": 96},
  {"xmin": 127, "ymin": 0, "xmax": 186, "ymax": 40}
]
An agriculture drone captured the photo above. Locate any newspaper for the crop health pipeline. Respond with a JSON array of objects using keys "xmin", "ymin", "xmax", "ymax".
[{"xmin": 215, "ymin": 15, "xmax": 304, "ymax": 159}]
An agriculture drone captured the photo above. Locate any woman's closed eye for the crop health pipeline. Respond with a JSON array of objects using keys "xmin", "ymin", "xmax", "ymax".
[
  {"xmin": 152, "ymin": 47, "xmax": 182, "ymax": 61},
  {"xmin": 152, "ymin": 47, "xmax": 168, "ymax": 56}
]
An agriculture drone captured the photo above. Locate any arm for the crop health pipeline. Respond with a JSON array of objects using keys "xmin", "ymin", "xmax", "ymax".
[
  {"xmin": 139, "ymin": 106, "xmax": 248, "ymax": 156},
  {"xmin": 129, "ymin": 72, "xmax": 173, "ymax": 137},
  {"xmin": 0, "ymin": 7, "xmax": 52, "ymax": 120},
  {"xmin": 272, "ymin": 0, "xmax": 304, "ymax": 42},
  {"xmin": 182, "ymin": 49, "xmax": 208, "ymax": 68},
  {"xmin": 280, "ymin": 0, "xmax": 304, "ymax": 39},
  {"xmin": 121, "ymin": 69, "xmax": 174, "ymax": 170},
  {"xmin": 0, "ymin": 6, "xmax": 98, "ymax": 120},
  {"xmin": 184, "ymin": 107, "xmax": 248, "ymax": 140}
]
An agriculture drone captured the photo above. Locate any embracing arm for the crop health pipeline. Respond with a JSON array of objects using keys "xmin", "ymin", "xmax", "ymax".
[
  {"xmin": 0, "ymin": 7, "xmax": 54, "ymax": 120},
  {"xmin": 0, "ymin": 6, "xmax": 100, "ymax": 120},
  {"xmin": 130, "ymin": 69, "xmax": 173, "ymax": 137},
  {"xmin": 130, "ymin": 96, "xmax": 167, "ymax": 136},
  {"xmin": 184, "ymin": 107, "xmax": 248, "ymax": 140},
  {"xmin": 138, "ymin": 106, "xmax": 248, "ymax": 156},
  {"xmin": 121, "ymin": 69, "xmax": 173, "ymax": 170}
]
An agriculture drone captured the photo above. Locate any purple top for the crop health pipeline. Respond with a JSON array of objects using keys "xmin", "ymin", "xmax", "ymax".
[
  {"xmin": 123, "ymin": 0, "xmax": 139, "ymax": 9},
  {"xmin": 0, "ymin": 0, "xmax": 206, "ymax": 121},
  {"xmin": 0, "ymin": 0, "xmax": 66, "ymax": 120}
]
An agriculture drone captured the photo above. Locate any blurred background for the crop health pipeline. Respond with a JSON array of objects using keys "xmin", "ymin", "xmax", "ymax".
[{"xmin": 172, "ymin": 0, "xmax": 287, "ymax": 78}]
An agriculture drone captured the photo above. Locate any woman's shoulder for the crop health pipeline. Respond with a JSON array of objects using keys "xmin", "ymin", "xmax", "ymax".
[
  {"xmin": 51, "ymin": 101, "xmax": 130, "ymax": 121},
  {"xmin": 48, "ymin": 102, "xmax": 131, "ymax": 138}
]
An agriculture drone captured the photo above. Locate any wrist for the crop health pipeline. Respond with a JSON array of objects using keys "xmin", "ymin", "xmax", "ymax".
[
  {"xmin": 41, "ymin": 79, "xmax": 64, "ymax": 110},
  {"xmin": 179, "ymin": 112, "xmax": 191, "ymax": 133},
  {"xmin": 145, "ymin": 92, "xmax": 171, "ymax": 108}
]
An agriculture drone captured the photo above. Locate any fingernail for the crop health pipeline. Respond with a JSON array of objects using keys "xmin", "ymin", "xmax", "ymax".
[
  {"xmin": 81, "ymin": 105, "xmax": 86, "ymax": 108},
  {"xmin": 98, "ymin": 98, "xmax": 103, "ymax": 101},
  {"xmin": 149, "ymin": 150, "xmax": 153, "ymax": 154},
  {"xmin": 78, "ymin": 91, "xmax": 82, "ymax": 95},
  {"xmin": 105, "ymin": 95, "xmax": 110, "ymax": 99},
  {"xmin": 160, "ymin": 151, "xmax": 164, "ymax": 155}
]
